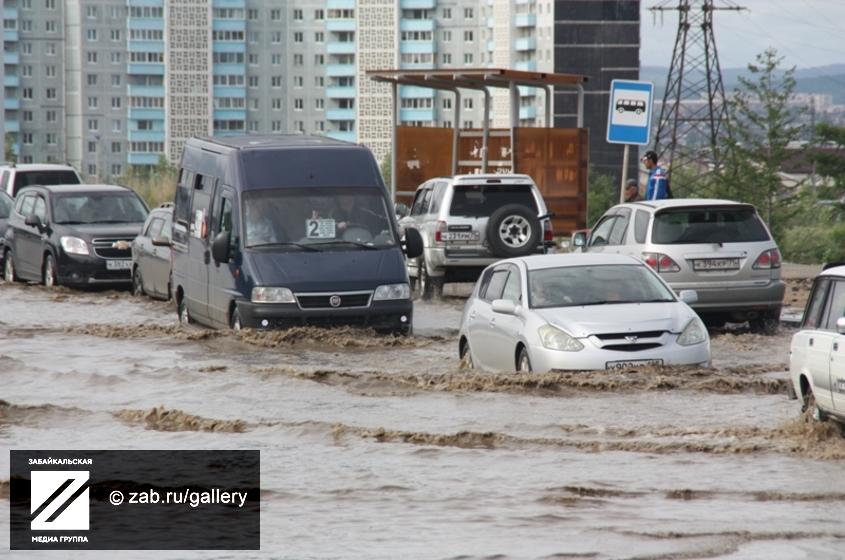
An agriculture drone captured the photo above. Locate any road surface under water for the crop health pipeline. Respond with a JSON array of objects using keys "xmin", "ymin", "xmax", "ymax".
[{"xmin": 1, "ymin": 280, "xmax": 844, "ymax": 559}]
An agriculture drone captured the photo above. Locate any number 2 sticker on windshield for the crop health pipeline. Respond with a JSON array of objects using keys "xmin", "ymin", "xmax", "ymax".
[{"xmin": 306, "ymin": 219, "xmax": 336, "ymax": 239}]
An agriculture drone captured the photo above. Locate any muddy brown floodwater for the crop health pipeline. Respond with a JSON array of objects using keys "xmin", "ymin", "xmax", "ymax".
[{"xmin": 2, "ymin": 276, "xmax": 844, "ymax": 559}]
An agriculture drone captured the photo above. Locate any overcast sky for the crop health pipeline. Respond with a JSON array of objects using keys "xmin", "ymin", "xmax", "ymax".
[{"xmin": 640, "ymin": 0, "xmax": 845, "ymax": 69}]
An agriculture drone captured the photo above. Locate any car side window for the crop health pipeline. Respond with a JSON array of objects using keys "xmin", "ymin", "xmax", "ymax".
[
  {"xmin": 501, "ymin": 267, "xmax": 521, "ymax": 304},
  {"xmin": 410, "ymin": 187, "xmax": 429, "ymax": 216},
  {"xmin": 33, "ymin": 196, "xmax": 47, "ymax": 221},
  {"xmin": 634, "ymin": 210, "xmax": 649, "ymax": 244},
  {"xmin": 429, "ymin": 182, "xmax": 446, "ymax": 214},
  {"xmin": 821, "ymin": 279, "xmax": 845, "ymax": 331},
  {"xmin": 589, "ymin": 216, "xmax": 617, "ymax": 247},
  {"xmin": 476, "ymin": 267, "xmax": 495, "ymax": 298},
  {"xmin": 608, "ymin": 208, "xmax": 631, "ymax": 245},
  {"xmin": 0, "ymin": 171, "xmax": 8, "ymax": 192},
  {"xmin": 482, "ymin": 269, "xmax": 510, "ymax": 302},
  {"xmin": 18, "ymin": 194, "xmax": 35, "ymax": 217},
  {"xmin": 147, "ymin": 217, "xmax": 164, "ymax": 239},
  {"xmin": 803, "ymin": 277, "xmax": 831, "ymax": 329}
]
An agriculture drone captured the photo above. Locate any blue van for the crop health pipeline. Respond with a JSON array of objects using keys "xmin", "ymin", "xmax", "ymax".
[{"xmin": 166, "ymin": 136, "xmax": 423, "ymax": 334}]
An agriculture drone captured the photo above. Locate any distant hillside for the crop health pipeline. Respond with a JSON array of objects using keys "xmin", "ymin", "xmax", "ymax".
[{"xmin": 640, "ymin": 64, "xmax": 845, "ymax": 104}]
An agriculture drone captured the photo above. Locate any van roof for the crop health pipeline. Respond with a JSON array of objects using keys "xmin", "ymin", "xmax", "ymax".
[{"xmin": 188, "ymin": 134, "xmax": 358, "ymax": 152}]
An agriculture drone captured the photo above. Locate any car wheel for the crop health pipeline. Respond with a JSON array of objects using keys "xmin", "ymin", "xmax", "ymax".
[
  {"xmin": 749, "ymin": 308, "xmax": 780, "ymax": 335},
  {"xmin": 487, "ymin": 204, "xmax": 541, "ymax": 258},
  {"xmin": 459, "ymin": 341, "xmax": 474, "ymax": 369},
  {"xmin": 419, "ymin": 264, "xmax": 443, "ymax": 301},
  {"xmin": 43, "ymin": 254, "xmax": 58, "ymax": 288},
  {"xmin": 517, "ymin": 347, "xmax": 532, "ymax": 373},
  {"xmin": 178, "ymin": 297, "xmax": 192, "ymax": 325},
  {"xmin": 4, "ymin": 251, "xmax": 18, "ymax": 283},
  {"xmin": 132, "ymin": 267, "xmax": 145, "ymax": 297},
  {"xmin": 230, "ymin": 307, "xmax": 242, "ymax": 331},
  {"xmin": 802, "ymin": 386, "xmax": 828, "ymax": 422}
]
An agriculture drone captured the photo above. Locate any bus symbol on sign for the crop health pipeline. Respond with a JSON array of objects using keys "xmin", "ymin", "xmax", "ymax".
[{"xmin": 615, "ymin": 99, "xmax": 646, "ymax": 115}]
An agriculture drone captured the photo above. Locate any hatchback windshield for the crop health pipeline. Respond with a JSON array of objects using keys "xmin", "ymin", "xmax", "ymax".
[
  {"xmin": 13, "ymin": 171, "xmax": 80, "ymax": 196},
  {"xmin": 652, "ymin": 206, "xmax": 770, "ymax": 244},
  {"xmin": 243, "ymin": 187, "xmax": 396, "ymax": 250},
  {"xmin": 528, "ymin": 264, "xmax": 676, "ymax": 308},
  {"xmin": 53, "ymin": 193, "xmax": 148, "ymax": 224},
  {"xmin": 449, "ymin": 184, "xmax": 537, "ymax": 217}
]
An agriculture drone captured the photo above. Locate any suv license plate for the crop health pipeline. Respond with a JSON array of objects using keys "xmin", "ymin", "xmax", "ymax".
[
  {"xmin": 693, "ymin": 258, "xmax": 740, "ymax": 271},
  {"xmin": 606, "ymin": 359, "xmax": 663, "ymax": 370},
  {"xmin": 442, "ymin": 231, "xmax": 480, "ymax": 242},
  {"xmin": 106, "ymin": 259, "xmax": 132, "ymax": 271}
]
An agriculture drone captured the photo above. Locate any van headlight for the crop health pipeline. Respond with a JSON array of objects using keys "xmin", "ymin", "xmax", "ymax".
[
  {"xmin": 60, "ymin": 236, "xmax": 89, "ymax": 256},
  {"xmin": 251, "ymin": 287, "xmax": 295, "ymax": 304},
  {"xmin": 373, "ymin": 283, "xmax": 410, "ymax": 301},
  {"xmin": 538, "ymin": 324, "xmax": 584, "ymax": 352},
  {"xmin": 677, "ymin": 318, "xmax": 708, "ymax": 346}
]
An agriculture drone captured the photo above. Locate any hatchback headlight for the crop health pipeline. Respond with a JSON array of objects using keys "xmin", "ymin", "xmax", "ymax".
[
  {"xmin": 538, "ymin": 324, "xmax": 584, "ymax": 352},
  {"xmin": 60, "ymin": 236, "xmax": 89, "ymax": 256},
  {"xmin": 373, "ymin": 283, "xmax": 410, "ymax": 301},
  {"xmin": 251, "ymin": 287, "xmax": 295, "ymax": 304},
  {"xmin": 677, "ymin": 317, "xmax": 708, "ymax": 346}
]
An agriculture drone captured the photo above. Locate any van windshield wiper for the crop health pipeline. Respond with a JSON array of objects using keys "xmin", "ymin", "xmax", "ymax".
[
  {"xmin": 577, "ymin": 299, "xmax": 670, "ymax": 306},
  {"xmin": 247, "ymin": 242, "xmax": 320, "ymax": 252},
  {"xmin": 307, "ymin": 240, "xmax": 379, "ymax": 250}
]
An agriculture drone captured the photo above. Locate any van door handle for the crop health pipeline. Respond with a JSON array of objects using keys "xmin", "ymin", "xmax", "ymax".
[
  {"xmin": 203, "ymin": 250, "xmax": 210, "ymax": 265},
  {"xmin": 835, "ymin": 342, "xmax": 839, "ymax": 351},
  {"xmin": 809, "ymin": 338, "xmax": 814, "ymax": 347}
]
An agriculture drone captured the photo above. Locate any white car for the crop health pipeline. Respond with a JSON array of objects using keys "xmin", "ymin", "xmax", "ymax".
[
  {"xmin": 0, "ymin": 163, "xmax": 82, "ymax": 198},
  {"xmin": 458, "ymin": 253, "xmax": 711, "ymax": 373},
  {"xmin": 790, "ymin": 264, "xmax": 845, "ymax": 423}
]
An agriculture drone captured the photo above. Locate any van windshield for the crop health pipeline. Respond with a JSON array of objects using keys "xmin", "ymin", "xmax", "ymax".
[
  {"xmin": 652, "ymin": 206, "xmax": 771, "ymax": 244},
  {"xmin": 243, "ymin": 187, "xmax": 397, "ymax": 251},
  {"xmin": 53, "ymin": 193, "xmax": 149, "ymax": 225}
]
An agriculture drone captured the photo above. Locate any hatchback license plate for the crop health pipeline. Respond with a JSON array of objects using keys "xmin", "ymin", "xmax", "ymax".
[
  {"xmin": 606, "ymin": 359, "xmax": 663, "ymax": 370},
  {"xmin": 442, "ymin": 231, "xmax": 480, "ymax": 242},
  {"xmin": 106, "ymin": 259, "xmax": 132, "ymax": 271},
  {"xmin": 693, "ymin": 258, "xmax": 740, "ymax": 271}
]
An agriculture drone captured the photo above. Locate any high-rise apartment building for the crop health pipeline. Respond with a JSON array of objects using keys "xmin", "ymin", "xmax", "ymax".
[{"xmin": 2, "ymin": 0, "xmax": 638, "ymax": 181}]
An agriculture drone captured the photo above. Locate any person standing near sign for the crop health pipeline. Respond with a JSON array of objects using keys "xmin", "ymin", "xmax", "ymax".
[
  {"xmin": 642, "ymin": 150, "xmax": 671, "ymax": 200},
  {"xmin": 624, "ymin": 179, "xmax": 640, "ymax": 202}
]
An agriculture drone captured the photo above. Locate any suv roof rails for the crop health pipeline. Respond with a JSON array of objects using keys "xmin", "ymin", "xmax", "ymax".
[
  {"xmin": 823, "ymin": 261, "xmax": 845, "ymax": 271},
  {"xmin": 158, "ymin": 202, "xmax": 174, "ymax": 208}
]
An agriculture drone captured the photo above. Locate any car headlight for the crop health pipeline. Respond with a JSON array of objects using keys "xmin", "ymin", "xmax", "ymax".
[
  {"xmin": 251, "ymin": 287, "xmax": 295, "ymax": 304},
  {"xmin": 373, "ymin": 283, "xmax": 411, "ymax": 301},
  {"xmin": 538, "ymin": 324, "xmax": 584, "ymax": 352},
  {"xmin": 677, "ymin": 317, "xmax": 708, "ymax": 346},
  {"xmin": 60, "ymin": 236, "xmax": 89, "ymax": 256}
]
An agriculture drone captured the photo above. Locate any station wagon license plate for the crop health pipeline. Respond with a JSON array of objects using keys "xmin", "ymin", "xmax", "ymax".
[
  {"xmin": 106, "ymin": 259, "xmax": 132, "ymax": 271},
  {"xmin": 441, "ymin": 231, "xmax": 480, "ymax": 242},
  {"xmin": 606, "ymin": 359, "xmax": 663, "ymax": 370},
  {"xmin": 693, "ymin": 258, "xmax": 740, "ymax": 271}
]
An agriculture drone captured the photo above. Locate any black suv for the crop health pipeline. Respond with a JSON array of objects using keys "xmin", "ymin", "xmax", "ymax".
[{"xmin": 3, "ymin": 185, "xmax": 149, "ymax": 287}]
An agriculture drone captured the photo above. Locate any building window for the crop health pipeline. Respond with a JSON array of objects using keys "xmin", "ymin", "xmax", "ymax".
[
  {"xmin": 294, "ymin": 99, "xmax": 303, "ymax": 110},
  {"xmin": 88, "ymin": 141, "xmax": 97, "ymax": 153},
  {"xmin": 314, "ymin": 54, "xmax": 324, "ymax": 65},
  {"xmin": 293, "ymin": 9, "xmax": 303, "ymax": 20},
  {"xmin": 248, "ymin": 76, "xmax": 258, "ymax": 87},
  {"xmin": 111, "ymin": 142, "xmax": 121, "ymax": 153},
  {"xmin": 87, "ymin": 96, "xmax": 98, "ymax": 109},
  {"xmin": 271, "ymin": 76, "xmax": 282, "ymax": 88},
  {"xmin": 111, "ymin": 164, "xmax": 122, "ymax": 176},
  {"xmin": 111, "ymin": 52, "xmax": 121, "ymax": 64},
  {"xmin": 442, "ymin": 8, "xmax": 451, "ymax": 18},
  {"xmin": 271, "ymin": 9, "xmax": 281, "ymax": 20},
  {"xmin": 248, "ymin": 121, "xmax": 259, "ymax": 132},
  {"xmin": 87, "ymin": 52, "xmax": 97, "ymax": 63},
  {"xmin": 248, "ymin": 53, "xmax": 258, "ymax": 65},
  {"xmin": 293, "ymin": 54, "xmax": 303, "ymax": 66},
  {"xmin": 46, "ymin": 88, "xmax": 57, "ymax": 100},
  {"xmin": 443, "ymin": 98, "xmax": 452, "ymax": 109},
  {"xmin": 111, "ymin": 97, "xmax": 121, "ymax": 109},
  {"xmin": 46, "ymin": 133, "xmax": 57, "ymax": 145},
  {"xmin": 315, "ymin": 99, "xmax": 324, "ymax": 110},
  {"xmin": 23, "ymin": 111, "xmax": 33, "ymax": 122},
  {"xmin": 85, "ymin": 5, "xmax": 97, "ymax": 18},
  {"xmin": 46, "ymin": 43, "xmax": 56, "ymax": 55},
  {"xmin": 87, "ymin": 165, "xmax": 96, "ymax": 176},
  {"xmin": 442, "ymin": 53, "xmax": 451, "ymax": 65},
  {"xmin": 315, "ymin": 76, "xmax": 324, "ymax": 87},
  {"xmin": 247, "ymin": 9, "xmax": 258, "ymax": 20},
  {"xmin": 87, "ymin": 74, "xmax": 98, "ymax": 86},
  {"xmin": 464, "ymin": 53, "xmax": 473, "ymax": 64},
  {"xmin": 111, "ymin": 29, "xmax": 121, "ymax": 41},
  {"xmin": 22, "ymin": 133, "xmax": 33, "ymax": 145},
  {"xmin": 315, "ymin": 121, "xmax": 324, "ymax": 131},
  {"xmin": 464, "ymin": 30, "xmax": 473, "ymax": 42},
  {"xmin": 22, "ymin": 88, "xmax": 33, "ymax": 100},
  {"xmin": 111, "ymin": 74, "xmax": 121, "ymax": 86},
  {"xmin": 315, "ymin": 9, "xmax": 324, "ymax": 20},
  {"xmin": 442, "ymin": 30, "xmax": 451, "ymax": 42},
  {"xmin": 464, "ymin": 7, "xmax": 474, "ymax": 18},
  {"xmin": 46, "ymin": 110, "xmax": 56, "ymax": 122},
  {"xmin": 45, "ymin": 65, "xmax": 56, "ymax": 77},
  {"xmin": 21, "ymin": 0, "xmax": 31, "ymax": 8},
  {"xmin": 248, "ymin": 32, "xmax": 259, "ymax": 43},
  {"xmin": 249, "ymin": 99, "xmax": 259, "ymax": 110},
  {"xmin": 294, "ymin": 76, "xmax": 303, "ymax": 87},
  {"xmin": 86, "ymin": 28, "xmax": 97, "ymax": 40},
  {"xmin": 272, "ymin": 54, "xmax": 281, "ymax": 65},
  {"xmin": 88, "ymin": 119, "xmax": 98, "ymax": 131},
  {"xmin": 271, "ymin": 31, "xmax": 281, "ymax": 44},
  {"xmin": 272, "ymin": 98, "xmax": 281, "ymax": 110},
  {"xmin": 112, "ymin": 120, "xmax": 121, "ymax": 132},
  {"xmin": 271, "ymin": 121, "xmax": 282, "ymax": 132},
  {"xmin": 314, "ymin": 31, "xmax": 324, "ymax": 43}
]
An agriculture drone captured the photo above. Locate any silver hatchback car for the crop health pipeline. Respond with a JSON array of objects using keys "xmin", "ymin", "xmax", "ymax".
[{"xmin": 576, "ymin": 199, "xmax": 785, "ymax": 332}]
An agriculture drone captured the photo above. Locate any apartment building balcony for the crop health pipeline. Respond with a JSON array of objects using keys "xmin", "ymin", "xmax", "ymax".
[
  {"xmin": 127, "ymin": 85, "xmax": 165, "ymax": 97},
  {"xmin": 4, "ymin": 30, "xmax": 18, "ymax": 42},
  {"xmin": 128, "ymin": 108, "xmax": 165, "ymax": 120},
  {"xmin": 519, "ymin": 106, "xmax": 537, "ymax": 120},
  {"xmin": 4, "ymin": 7, "xmax": 18, "ymax": 20},
  {"xmin": 326, "ymin": 86, "xmax": 356, "ymax": 99},
  {"xmin": 327, "ymin": 64, "xmax": 356, "ymax": 77},
  {"xmin": 514, "ymin": 13, "xmax": 536, "ymax": 27},
  {"xmin": 212, "ymin": 19, "xmax": 246, "ymax": 32},
  {"xmin": 514, "ymin": 60, "xmax": 536, "ymax": 71},
  {"xmin": 327, "ymin": 0, "xmax": 355, "ymax": 9},
  {"xmin": 127, "ymin": 130, "xmax": 166, "ymax": 142},
  {"xmin": 4, "ymin": 51, "xmax": 19, "ymax": 64},
  {"xmin": 326, "ymin": 108, "xmax": 356, "ymax": 121},
  {"xmin": 400, "ymin": 19, "xmax": 434, "ymax": 32},
  {"xmin": 325, "ymin": 130, "xmax": 356, "ymax": 142},
  {"xmin": 487, "ymin": 40, "xmax": 494, "ymax": 52},
  {"xmin": 327, "ymin": 42, "xmax": 356, "ymax": 55},
  {"xmin": 211, "ymin": 0, "xmax": 246, "ymax": 8},
  {"xmin": 400, "ymin": 86, "xmax": 434, "ymax": 98},
  {"xmin": 400, "ymin": 108, "xmax": 434, "ymax": 122},
  {"xmin": 128, "ymin": 153, "xmax": 162, "ymax": 166},
  {"xmin": 212, "ymin": 41, "xmax": 246, "ymax": 53},
  {"xmin": 213, "ymin": 86, "xmax": 246, "ymax": 98},
  {"xmin": 128, "ymin": 63, "xmax": 165, "ymax": 75},
  {"xmin": 400, "ymin": 41, "xmax": 435, "ymax": 55},
  {"xmin": 4, "ymin": 75, "xmax": 19, "ymax": 87},
  {"xmin": 5, "ymin": 97, "xmax": 19, "ymax": 110},
  {"xmin": 400, "ymin": 0, "xmax": 436, "ymax": 8},
  {"xmin": 326, "ymin": 19, "xmax": 356, "ymax": 32},
  {"xmin": 5, "ymin": 120, "xmax": 19, "ymax": 133},
  {"xmin": 515, "ymin": 37, "xmax": 536, "ymax": 51},
  {"xmin": 128, "ymin": 41, "xmax": 165, "ymax": 53},
  {"xmin": 213, "ymin": 109, "xmax": 247, "ymax": 121},
  {"xmin": 212, "ymin": 63, "xmax": 246, "ymax": 75},
  {"xmin": 127, "ymin": 19, "xmax": 165, "ymax": 31}
]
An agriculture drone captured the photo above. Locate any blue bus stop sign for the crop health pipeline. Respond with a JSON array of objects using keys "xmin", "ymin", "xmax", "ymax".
[{"xmin": 606, "ymin": 79, "xmax": 654, "ymax": 146}]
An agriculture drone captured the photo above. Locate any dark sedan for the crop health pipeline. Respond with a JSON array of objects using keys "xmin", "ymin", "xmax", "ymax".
[
  {"xmin": 132, "ymin": 204, "xmax": 173, "ymax": 300},
  {"xmin": 0, "ymin": 191, "xmax": 11, "ymax": 266},
  {"xmin": 3, "ymin": 185, "xmax": 149, "ymax": 287}
]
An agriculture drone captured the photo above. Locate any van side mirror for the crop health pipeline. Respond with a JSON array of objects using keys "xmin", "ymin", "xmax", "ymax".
[
  {"xmin": 211, "ymin": 230, "xmax": 231, "ymax": 263},
  {"xmin": 571, "ymin": 231, "xmax": 587, "ymax": 248},
  {"xmin": 837, "ymin": 317, "xmax": 845, "ymax": 335},
  {"xmin": 395, "ymin": 203, "xmax": 410, "ymax": 220},
  {"xmin": 403, "ymin": 227, "xmax": 423, "ymax": 259},
  {"xmin": 151, "ymin": 236, "xmax": 171, "ymax": 247},
  {"xmin": 679, "ymin": 290, "xmax": 698, "ymax": 304},
  {"xmin": 25, "ymin": 214, "xmax": 42, "ymax": 229},
  {"xmin": 491, "ymin": 299, "xmax": 517, "ymax": 315}
]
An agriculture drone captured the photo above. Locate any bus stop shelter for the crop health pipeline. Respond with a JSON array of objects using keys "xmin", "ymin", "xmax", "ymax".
[{"xmin": 366, "ymin": 68, "xmax": 590, "ymax": 234}]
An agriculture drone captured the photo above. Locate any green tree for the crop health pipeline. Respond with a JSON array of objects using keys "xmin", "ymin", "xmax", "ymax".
[
  {"xmin": 4, "ymin": 132, "xmax": 16, "ymax": 163},
  {"xmin": 380, "ymin": 152, "xmax": 391, "ymax": 187},
  {"xmin": 809, "ymin": 123, "xmax": 845, "ymax": 200},
  {"xmin": 718, "ymin": 48, "xmax": 806, "ymax": 236},
  {"xmin": 587, "ymin": 168, "xmax": 615, "ymax": 226}
]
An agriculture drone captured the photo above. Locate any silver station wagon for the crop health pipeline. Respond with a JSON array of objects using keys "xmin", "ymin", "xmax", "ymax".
[{"xmin": 575, "ymin": 199, "xmax": 785, "ymax": 332}]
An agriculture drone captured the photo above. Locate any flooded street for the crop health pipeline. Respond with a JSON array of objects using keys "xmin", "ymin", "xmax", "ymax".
[{"xmin": 2, "ymin": 279, "xmax": 845, "ymax": 559}]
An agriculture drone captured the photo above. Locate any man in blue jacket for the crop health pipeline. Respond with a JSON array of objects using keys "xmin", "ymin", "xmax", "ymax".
[{"xmin": 642, "ymin": 150, "xmax": 671, "ymax": 200}]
